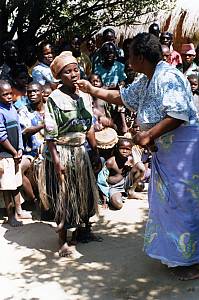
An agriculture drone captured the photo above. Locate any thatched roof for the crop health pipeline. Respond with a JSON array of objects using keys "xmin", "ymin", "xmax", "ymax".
[
  {"xmin": 164, "ymin": 0, "xmax": 199, "ymax": 39},
  {"xmin": 97, "ymin": 0, "xmax": 199, "ymax": 47}
]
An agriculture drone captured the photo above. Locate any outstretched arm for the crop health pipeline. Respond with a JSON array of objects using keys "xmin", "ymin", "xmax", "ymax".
[{"xmin": 77, "ymin": 79, "xmax": 122, "ymax": 105}]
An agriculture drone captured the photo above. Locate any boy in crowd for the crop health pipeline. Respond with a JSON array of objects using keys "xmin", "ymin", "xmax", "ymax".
[
  {"xmin": 187, "ymin": 74, "xmax": 199, "ymax": 115},
  {"xmin": 98, "ymin": 138, "xmax": 134, "ymax": 210},
  {"xmin": 0, "ymin": 80, "xmax": 24, "ymax": 226}
]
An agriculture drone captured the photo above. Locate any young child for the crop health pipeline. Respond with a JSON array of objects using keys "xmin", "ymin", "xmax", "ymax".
[
  {"xmin": 42, "ymin": 84, "xmax": 52, "ymax": 104},
  {"xmin": 0, "ymin": 80, "xmax": 24, "ymax": 226},
  {"xmin": 98, "ymin": 138, "xmax": 134, "ymax": 210},
  {"xmin": 187, "ymin": 74, "xmax": 199, "ymax": 115}
]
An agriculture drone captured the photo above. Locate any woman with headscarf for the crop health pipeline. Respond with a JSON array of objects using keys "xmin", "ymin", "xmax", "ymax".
[
  {"xmin": 77, "ymin": 33, "xmax": 199, "ymax": 280},
  {"xmin": 39, "ymin": 51, "xmax": 100, "ymax": 257}
]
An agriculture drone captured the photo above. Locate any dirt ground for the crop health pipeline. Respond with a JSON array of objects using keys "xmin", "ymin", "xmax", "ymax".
[{"xmin": 1, "ymin": 191, "xmax": 199, "ymax": 300}]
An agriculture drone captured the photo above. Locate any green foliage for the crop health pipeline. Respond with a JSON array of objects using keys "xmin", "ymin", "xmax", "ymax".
[{"xmin": 0, "ymin": 0, "xmax": 175, "ymax": 47}]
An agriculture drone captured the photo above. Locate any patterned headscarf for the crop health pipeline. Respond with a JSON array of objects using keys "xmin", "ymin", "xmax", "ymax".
[{"xmin": 50, "ymin": 51, "xmax": 78, "ymax": 79}]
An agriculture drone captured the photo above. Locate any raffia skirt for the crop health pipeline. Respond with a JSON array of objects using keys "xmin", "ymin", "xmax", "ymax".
[{"xmin": 37, "ymin": 145, "xmax": 99, "ymax": 228}]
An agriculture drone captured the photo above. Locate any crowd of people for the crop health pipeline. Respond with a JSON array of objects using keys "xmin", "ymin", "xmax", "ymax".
[{"xmin": 0, "ymin": 23, "xmax": 199, "ymax": 280}]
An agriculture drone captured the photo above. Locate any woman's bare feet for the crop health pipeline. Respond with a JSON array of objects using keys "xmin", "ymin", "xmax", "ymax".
[
  {"xmin": 55, "ymin": 220, "xmax": 65, "ymax": 233},
  {"xmin": 171, "ymin": 265, "xmax": 199, "ymax": 281},
  {"xmin": 58, "ymin": 228, "xmax": 73, "ymax": 257},
  {"xmin": 58, "ymin": 242, "xmax": 73, "ymax": 257},
  {"xmin": 8, "ymin": 215, "xmax": 23, "ymax": 227}
]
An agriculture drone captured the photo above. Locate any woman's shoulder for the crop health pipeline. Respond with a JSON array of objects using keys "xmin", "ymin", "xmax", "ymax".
[{"xmin": 48, "ymin": 89, "xmax": 75, "ymax": 110}]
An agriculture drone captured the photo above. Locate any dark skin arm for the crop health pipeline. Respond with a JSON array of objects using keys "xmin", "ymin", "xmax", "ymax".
[
  {"xmin": 47, "ymin": 140, "xmax": 65, "ymax": 180},
  {"xmin": 23, "ymin": 124, "xmax": 44, "ymax": 135},
  {"xmin": 77, "ymin": 79, "xmax": 122, "ymax": 105},
  {"xmin": 86, "ymin": 126, "xmax": 102, "ymax": 174},
  {"xmin": 133, "ymin": 116, "xmax": 184, "ymax": 147},
  {"xmin": 0, "ymin": 139, "xmax": 22, "ymax": 163}
]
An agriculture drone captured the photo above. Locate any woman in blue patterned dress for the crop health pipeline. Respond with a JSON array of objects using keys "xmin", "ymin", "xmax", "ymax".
[{"xmin": 77, "ymin": 33, "xmax": 199, "ymax": 280}]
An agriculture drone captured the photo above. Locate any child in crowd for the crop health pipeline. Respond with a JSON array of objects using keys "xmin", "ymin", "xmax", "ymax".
[
  {"xmin": 42, "ymin": 84, "xmax": 52, "ymax": 103},
  {"xmin": 32, "ymin": 41, "xmax": 58, "ymax": 90},
  {"xmin": 161, "ymin": 45, "xmax": 171, "ymax": 64},
  {"xmin": 0, "ymin": 80, "xmax": 24, "ymax": 226},
  {"xmin": 11, "ymin": 63, "xmax": 31, "ymax": 110},
  {"xmin": 97, "ymin": 138, "xmax": 134, "ymax": 210},
  {"xmin": 187, "ymin": 74, "xmax": 199, "ymax": 114},
  {"xmin": 89, "ymin": 73, "xmax": 113, "ymax": 131}
]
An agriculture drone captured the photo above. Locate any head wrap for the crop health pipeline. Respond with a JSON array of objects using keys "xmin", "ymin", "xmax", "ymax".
[
  {"xmin": 50, "ymin": 51, "xmax": 78, "ymax": 79},
  {"xmin": 181, "ymin": 43, "xmax": 196, "ymax": 56}
]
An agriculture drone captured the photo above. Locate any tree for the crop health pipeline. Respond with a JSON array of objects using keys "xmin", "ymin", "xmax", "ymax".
[{"xmin": 0, "ymin": 0, "xmax": 175, "ymax": 48}]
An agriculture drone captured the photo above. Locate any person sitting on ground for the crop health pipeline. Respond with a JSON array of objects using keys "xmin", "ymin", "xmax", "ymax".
[
  {"xmin": 160, "ymin": 32, "xmax": 182, "ymax": 66},
  {"xmin": 97, "ymin": 138, "xmax": 134, "ymax": 210},
  {"xmin": 0, "ymin": 80, "xmax": 24, "ymax": 226},
  {"xmin": 0, "ymin": 41, "xmax": 20, "ymax": 85},
  {"xmin": 18, "ymin": 82, "xmax": 45, "ymax": 208},
  {"xmin": 11, "ymin": 64, "xmax": 31, "ymax": 110},
  {"xmin": 187, "ymin": 74, "xmax": 199, "ymax": 115},
  {"xmin": 177, "ymin": 43, "xmax": 199, "ymax": 78},
  {"xmin": 42, "ymin": 84, "xmax": 52, "ymax": 104},
  {"xmin": 32, "ymin": 41, "xmax": 58, "ymax": 90}
]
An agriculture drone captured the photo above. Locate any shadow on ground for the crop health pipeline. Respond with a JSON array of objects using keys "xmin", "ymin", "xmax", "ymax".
[{"xmin": 1, "ymin": 200, "xmax": 199, "ymax": 300}]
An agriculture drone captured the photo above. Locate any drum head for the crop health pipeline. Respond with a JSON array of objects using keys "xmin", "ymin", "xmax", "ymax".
[{"xmin": 95, "ymin": 127, "xmax": 118, "ymax": 149}]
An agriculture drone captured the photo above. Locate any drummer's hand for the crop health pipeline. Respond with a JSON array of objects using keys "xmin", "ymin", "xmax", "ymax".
[
  {"xmin": 99, "ymin": 116, "xmax": 112, "ymax": 127},
  {"xmin": 76, "ymin": 79, "xmax": 93, "ymax": 94}
]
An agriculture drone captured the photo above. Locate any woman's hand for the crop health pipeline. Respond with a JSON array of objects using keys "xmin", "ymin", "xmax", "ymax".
[
  {"xmin": 77, "ymin": 79, "xmax": 93, "ymax": 94},
  {"xmin": 133, "ymin": 131, "xmax": 158, "ymax": 152},
  {"xmin": 132, "ymin": 131, "xmax": 151, "ymax": 147},
  {"xmin": 54, "ymin": 159, "xmax": 65, "ymax": 181}
]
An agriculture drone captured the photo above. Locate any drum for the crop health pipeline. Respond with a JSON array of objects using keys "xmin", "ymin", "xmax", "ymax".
[{"xmin": 95, "ymin": 127, "xmax": 118, "ymax": 149}]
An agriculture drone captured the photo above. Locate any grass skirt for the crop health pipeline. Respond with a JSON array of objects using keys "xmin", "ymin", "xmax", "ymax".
[{"xmin": 37, "ymin": 145, "xmax": 99, "ymax": 228}]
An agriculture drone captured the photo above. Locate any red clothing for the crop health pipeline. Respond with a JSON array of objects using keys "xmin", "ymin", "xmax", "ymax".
[{"xmin": 169, "ymin": 50, "xmax": 182, "ymax": 66}]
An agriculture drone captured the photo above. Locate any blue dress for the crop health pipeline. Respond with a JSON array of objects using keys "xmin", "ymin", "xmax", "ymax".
[{"xmin": 121, "ymin": 61, "xmax": 199, "ymax": 266}]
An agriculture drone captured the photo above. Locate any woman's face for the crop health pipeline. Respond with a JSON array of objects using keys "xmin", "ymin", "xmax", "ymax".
[
  {"xmin": 60, "ymin": 63, "xmax": 80, "ymax": 88},
  {"xmin": 129, "ymin": 50, "xmax": 143, "ymax": 73}
]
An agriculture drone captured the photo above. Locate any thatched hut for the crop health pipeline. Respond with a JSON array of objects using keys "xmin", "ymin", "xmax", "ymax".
[{"xmin": 96, "ymin": 0, "xmax": 199, "ymax": 51}]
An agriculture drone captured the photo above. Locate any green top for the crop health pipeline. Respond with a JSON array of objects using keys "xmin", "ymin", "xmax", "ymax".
[{"xmin": 45, "ymin": 88, "xmax": 93, "ymax": 140}]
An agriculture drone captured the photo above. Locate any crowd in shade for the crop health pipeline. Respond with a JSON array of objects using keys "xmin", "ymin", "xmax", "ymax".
[{"xmin": 0, "ymin": 23, "xmax": 199, "ymax": 281}]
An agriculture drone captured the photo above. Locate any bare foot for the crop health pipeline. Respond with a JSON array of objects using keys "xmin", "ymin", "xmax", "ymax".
[
  {"xmin": 172, "ymin": 265, "xmax": 199, "ymax": 281},
  {"xmin": 8, "ymin": 216, "xmax": 23, "ymax": 227},
  {"xmin": 16, "ymin": 210, "xmax": 32, "ymax": 219},
  {"xmin": 58, "ymin": 242, "xmax": 73, "ymax": 257},
  {"xmin": 55, "ymin": 220, "xmax": 65, "ymax": 233},
  {"xmin": 128, "ymin": 190, "xmax": 146, "ymax": 200}
]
